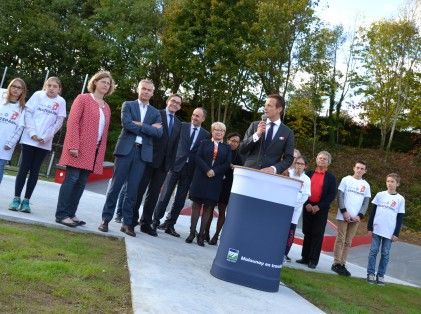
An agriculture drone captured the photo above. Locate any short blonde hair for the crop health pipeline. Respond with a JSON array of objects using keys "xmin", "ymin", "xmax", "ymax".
[
  {"xmin": 387, "ymin": 173, "xmax": 401, "ymax": 185},
  {"xmin": 43, "ymin": 77, "xmax": 62, "ymax": 94},
  {"xmin": 87, "ymin": 70, "xmax": 116, "ymax": 96},
  {"xmin": 317, "ymin": 150, "xmax": 332, "ymax": 164},
  {"xmin": 211, "ymin": 121, "xmax": 226, "ymax": 132}
]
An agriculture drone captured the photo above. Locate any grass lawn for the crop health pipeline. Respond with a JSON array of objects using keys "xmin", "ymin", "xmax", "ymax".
[
  {"xmin": 281, "ymin": 267, "xmax": 421, "ymax": 314},
  {"xmin": 0, "ymin": 220, "xmax": 132, "ymax": 313}
]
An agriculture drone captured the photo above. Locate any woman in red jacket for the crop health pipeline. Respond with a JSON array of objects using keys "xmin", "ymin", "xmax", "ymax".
[{"xmin": 55, "ymin": 71, "xmax": 115, "ymax": 227}]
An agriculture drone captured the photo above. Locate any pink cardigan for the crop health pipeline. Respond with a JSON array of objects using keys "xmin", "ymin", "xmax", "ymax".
[{"xmin": 59, "ymin": 93, "xmax": 111, "ymax": 174}]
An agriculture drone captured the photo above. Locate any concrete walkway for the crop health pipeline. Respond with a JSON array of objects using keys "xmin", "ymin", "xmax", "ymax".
[{"xmin": 1, "ymin": 176, "xmax": 419, "ymax": 314}]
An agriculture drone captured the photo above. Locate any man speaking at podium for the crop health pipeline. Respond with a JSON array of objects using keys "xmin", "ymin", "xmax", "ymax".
[{"xmin": 240, "ymin": 94, "xmax": 294, "ymax": 174}]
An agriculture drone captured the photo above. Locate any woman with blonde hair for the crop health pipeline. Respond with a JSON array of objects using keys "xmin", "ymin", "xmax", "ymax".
[
  {"xmin": 9, "ymin": 76, "xmax": 66, "ymax": 213},
  {"xmin": 186, "ymin": 121, "xmax": 231, "ymax": 246},
  {"xmin": 55, "ymin": 71, "xmax": 115, "ymax": 227},
  {"xmin": 0, "ymin": 78, "xmax": 27, "ymax": 184}
]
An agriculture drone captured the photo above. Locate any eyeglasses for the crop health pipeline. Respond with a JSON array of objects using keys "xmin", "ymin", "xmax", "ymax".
[
  {"xmin": 213, "ymin": 129, "xmax": 225, "ymax": 132},
  {"xmin": 11, "ymin": 85, "xmax": 23, "ymax": 90}
]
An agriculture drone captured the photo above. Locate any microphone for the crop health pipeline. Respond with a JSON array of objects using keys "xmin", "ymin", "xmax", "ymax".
[{"xmin": 261, "ymin": 114, "xmax": 267, "ymax": 121}]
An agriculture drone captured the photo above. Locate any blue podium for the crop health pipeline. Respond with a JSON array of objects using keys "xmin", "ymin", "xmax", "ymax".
[{"xmin": 210, "ymin": 166, "xmax": 302, "ymax": 292}]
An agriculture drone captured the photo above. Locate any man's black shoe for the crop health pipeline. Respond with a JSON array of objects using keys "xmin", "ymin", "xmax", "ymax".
[
  {"xmin": 165, "ymin": 226, "xmax": 180, "ymax": 237},
  {"xmin": 308, "ymin": 262, "xmax": 317, "ymax": 269},
  {"xmin": 331, "ymin": 263, "xmax": 344, "ymax": 275},
  {"xmin": 140, "ymin": 224, "xmax": 158, "ymax": 237},
  {"xmin": 296, "ymin": 258, "xmax": 309, "ymax": 265},
  {"xmin": 120, "ymin": 224, "xmax": 136, "ymax": 237},
  {"xmin": 98, "ymin": 220, "xmax": 109, "ymax": 232},
  {"xmin": 158, "ymin": 222, "xmax": 168, "ymax": 230},
  {"xmin": 341, "ymin": 265, "xmax": 351, "ymax": 277}
]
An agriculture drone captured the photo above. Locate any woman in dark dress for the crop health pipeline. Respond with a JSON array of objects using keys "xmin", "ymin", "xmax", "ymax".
[
  {"xmin": 204, "ymin": 132, "xmax": 243, "ymax": 245},
  {"xmin": 186, "ymin": 122, "xmax": 231, "ymax": 246}
]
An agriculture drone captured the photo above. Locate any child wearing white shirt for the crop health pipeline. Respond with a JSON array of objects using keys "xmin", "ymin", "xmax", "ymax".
[
  {"xmin": 0, "ymin": 78, "xmax": 27, "ymax": 184},
  {"xmin": 366, "ymin": 173, "xmax": 405, "ymax": 285},
  {"xmin": 9, "ymin": 77, "xmax": 66, "ymax": 213}
]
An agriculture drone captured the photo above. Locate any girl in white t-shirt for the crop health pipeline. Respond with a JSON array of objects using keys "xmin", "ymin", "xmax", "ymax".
[
  {"xmin": 9, "ymin": 77, "xmax": 66, "ymax": 213},
  {"xmin": 0, "ymin": 78, "xmax": 27, "ymax": 184}
]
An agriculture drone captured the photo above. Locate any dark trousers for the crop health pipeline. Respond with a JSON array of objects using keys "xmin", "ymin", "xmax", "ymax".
[
  {"xmin": 115, "ymin": 165, "xmax": 150, "ymax": 225},
  {"xmin": 101, "ymin": 145, "xmax": 146, "ymax": 226},
  {"xmin": 140, "ymin": 166, "xmax": 168, "ymax": 226},
  {"xmin": 55, "ymin": 166, "xmax": 90, "ymax": 220},
  {"xmin": 15, "ymin": 144, "xmax": 48, "ymax": 199},
  {"xmin": 153, "ymin": 163, "xmax": 193, "ymax": 226},
  {"xmin": 302, "ymin": 209, "xmax": 328, "ymax": 265},
  {"xmin": 284, "ymin": 223, "xmax": 297, "ymax": 257}
]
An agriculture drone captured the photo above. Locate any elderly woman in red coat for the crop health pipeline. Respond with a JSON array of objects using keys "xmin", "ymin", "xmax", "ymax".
[{"xmin": 55, "ymin": 71, "xmax": 115, "ymax": 227}]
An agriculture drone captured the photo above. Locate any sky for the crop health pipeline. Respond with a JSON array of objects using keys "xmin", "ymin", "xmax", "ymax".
[
  {"xmin": 315, "ymin": 0, "xmax": 405, "ymax": 29},
  {"xmin": 311, "ymin": 0, "xmax": 408, "ymax": 120}
]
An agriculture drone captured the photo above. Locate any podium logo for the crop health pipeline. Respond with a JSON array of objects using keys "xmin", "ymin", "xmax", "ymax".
[{"xmin": 227, "ymin": 248, "xmax": 239, "ymax": 263}]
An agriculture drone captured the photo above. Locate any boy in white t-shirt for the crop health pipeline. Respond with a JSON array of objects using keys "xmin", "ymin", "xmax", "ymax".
[
  {"xmin": 366, "ymin": 173, "xmax": 405, "ymax": 285},
  {"xmin": 332, "ymin": 160, "xmax": 371, "ymax": 276}
]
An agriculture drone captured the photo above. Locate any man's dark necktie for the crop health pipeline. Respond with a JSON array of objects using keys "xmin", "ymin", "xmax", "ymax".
[
  {"xmin": 189, "ymin": 127, "xmax": 197, "ymax": 149},
  {"xmin": 264, "ymin": 122, "xmax": 275, "ymax": 150},
  {"xmin": 168, "ymin": 114, "xmax": 174, "ymax": 136}
]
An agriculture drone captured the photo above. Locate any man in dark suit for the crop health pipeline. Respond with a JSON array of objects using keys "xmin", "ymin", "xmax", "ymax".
[
  {"xmin": 98, "ymin": 79, "xmax": 163, "ymax": 237},
  {"xmin": 240, "ymin": 94, "xmax": 294, "ymax": 174},
  {"xmin": 135, "ymin": 94, "xmax": 183, "ymax": 236},
  {"xmin": 152, "ymin": 107, "xmax": 210, "ymax": 237}
]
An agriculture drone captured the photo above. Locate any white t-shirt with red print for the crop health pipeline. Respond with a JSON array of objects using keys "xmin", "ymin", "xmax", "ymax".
[
  {"xmin": 0, "ymin": 89, "xmax": 25, "ymax": 160},
  {"xmin": 372, "ymin": 191, "xmax": 405, "ymax": 239},
  {"xmin": 20, "ymin": 90, "xmax": 66, "ymax": 150},
  {"xmin": 336, "ymin": 175, "xmax": 371, "ymax": 220}
]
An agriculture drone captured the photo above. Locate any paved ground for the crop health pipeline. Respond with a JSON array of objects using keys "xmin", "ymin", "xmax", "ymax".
[{"xmin": 1, "ymin": 176, "xmax": 419, "ymax": 313}]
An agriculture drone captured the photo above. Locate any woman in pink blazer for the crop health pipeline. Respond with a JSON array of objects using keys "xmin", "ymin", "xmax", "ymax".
[{"xmin": 55, "ymin": 71, "xmax": 115, "ymax": 227}]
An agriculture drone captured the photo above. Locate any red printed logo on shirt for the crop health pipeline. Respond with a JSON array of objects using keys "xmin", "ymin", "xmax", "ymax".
[
  {"xmin": 390, "ymin": 200, "xmax": 397, "ymax": 208},
  {"xmin": 10, "ymin": 111, "xmax": 19, "ymax": 120},
  {"xmin": 360, "ymin": 186, "xmax": 366, "ymax": 192},
  {"xmin": 52, "ymin": 103, "xmax": 59, "ymax": 110}
]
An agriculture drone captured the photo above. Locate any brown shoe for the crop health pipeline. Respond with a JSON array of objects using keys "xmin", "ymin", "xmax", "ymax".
[
  {"xmin": 121, "ymin": 224, "xmax": 136, "ymax": 237},
  {"xmin": 98, "ymin": 220, "xmax": 109, "ymax": 232}
]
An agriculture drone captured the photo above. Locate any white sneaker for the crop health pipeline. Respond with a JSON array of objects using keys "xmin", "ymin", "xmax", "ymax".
[
  {"xmin": 377, "ymin": 275, "xmax": 385, "ymax": 285},
  {"xmin": 367, "ymin": 274, "xmax": 376, "ymax": 284}
]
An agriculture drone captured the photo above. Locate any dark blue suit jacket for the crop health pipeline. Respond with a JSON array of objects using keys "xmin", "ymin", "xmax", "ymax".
[
  {"xmin": 189, "ymin": 140, "xmax": 232, "ymax": 203},
  {"xmin": 172, "ymin": 122, "xmax": 210, "ymax": 172},
  {"xmin": 240, "ymin": 120, "xmax": 294, "ymax": 173},
  {"xmin": 151, "ymin": 109, "xmax": 181, "ymax": 171},
  {"xmin": 114, "ymin": 100, "xmax": 163, "ymax": 163}
]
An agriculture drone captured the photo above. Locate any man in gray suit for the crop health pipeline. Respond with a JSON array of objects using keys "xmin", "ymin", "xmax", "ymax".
[
  {"xmin": 153, "ymin": 107, "xmax": 209, "ymax": 237},
  {"xmin": 98, "ymin": 79, "xmax": 163, "ymax": 237},
  {"xmin": 240, "ymin": 94, "xmax": 294, "ymax": 174}
]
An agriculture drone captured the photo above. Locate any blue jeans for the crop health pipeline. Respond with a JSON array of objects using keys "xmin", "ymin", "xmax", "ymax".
[
  {"xmin": 55, "ymin": 166, "xmax": 90, "ymax": 220},
  {"xmin": 0, "ymin": 159, "xmax": 7, "ymax": 184},
  {"xmin": 367, "ymin": 233, "xmax": 392, "ymax": 277}
]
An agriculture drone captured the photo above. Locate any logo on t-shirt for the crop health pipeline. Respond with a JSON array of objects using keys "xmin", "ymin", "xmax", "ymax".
[
  {"xmin": 391, "ymin": 200, "xmax": 397, "ymax": 208},
  {"xmin": 52, "ymin": 102, "xmax": 59, "ymax": 111},
  {"xmin": 360, "ymin": 185, "xmax": 366, "ymax": 192},
  {"xmin": 10, "ymin": 111, "xmax": 19, "ymax": 120}
]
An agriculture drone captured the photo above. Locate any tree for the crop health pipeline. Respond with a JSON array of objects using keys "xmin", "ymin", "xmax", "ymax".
[{"xmin": 353, "ymin": 19, "xmax": 420, "ymax": 150}]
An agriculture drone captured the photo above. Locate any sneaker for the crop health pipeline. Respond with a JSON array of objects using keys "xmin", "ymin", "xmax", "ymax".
[
  {"xmin": 376, "ymin": 275, "xmax": 385, "ymax": 285},
  {"xmin": 8, "ymin": 197, "xmax": 21, "ymax": 211},
  {"xmin": 19, "ymin": 199, "xmax": 31, "ymax": 213},
  {"xmin": 367, "ymin": 274, "xmax": 376, "ymax": 284},
  {"xmin": 331, "ymin": 264, "xmax": 344, "ymax": 275},
  {"xmin": 341, "ymin": 265, "xmax": 351, "ymax": 277},
  {"xmin": 285, "ymin": 255, "xmax": 291, "ymax": 262}
]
